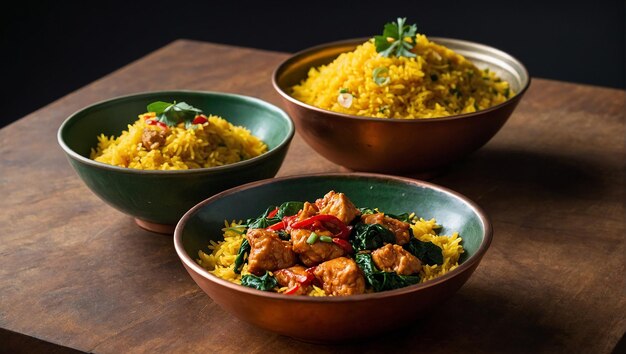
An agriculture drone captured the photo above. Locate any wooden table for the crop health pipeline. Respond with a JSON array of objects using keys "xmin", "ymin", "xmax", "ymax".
[{"xmin": 1, "ymin": 40, "xmax": 624, "ymax": 353}]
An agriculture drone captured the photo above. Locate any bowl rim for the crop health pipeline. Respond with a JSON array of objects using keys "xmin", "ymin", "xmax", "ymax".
[
  {"xmin": 174, "ymin": 172, "xmax": 493, "ymax": 302},
  {"xmin": 272, "ymin": 36, "xmax": 531, "ymax": 123},
  {"xmin": 57, "ymin": 90, "xmax": 295, "ymax": 175}
]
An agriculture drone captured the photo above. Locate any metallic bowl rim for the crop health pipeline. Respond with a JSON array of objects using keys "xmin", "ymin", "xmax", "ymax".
[
  {"xmin": 57, "ymin": 90, "xmax": 295, "ymax": 175},
  {"xmin": 174, "ymin": 172, "xmax": 493, "ymax": 303},
  {"xmin": 272, "ymin": 36, "xmax": 531, "ymax": 123}
]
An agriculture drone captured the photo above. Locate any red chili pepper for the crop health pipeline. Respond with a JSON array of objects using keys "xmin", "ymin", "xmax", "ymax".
[
  {"xmin": 267, "ymin": 207, "xmax": 279, "ymax": 218},
  {"xmin": 265, "ymin": 215, "xmax": 297, "ymax": 232},
  {"xmin": 266, "ymin": 221, "xmax": 285, "ymax": 231},
  {"xmin": 290, "ymin": 214, "xmax": 351, "ymax": 239},
  {"xmin": 284, "ymin": 283, "xmax": 300, "ymax": 295},
  {"xmin": 305, "ymin": 266, "xmax": 321, "ymax": 288},
  {"xmin": 192, "ymin": 115, "xmax": 208, "ymax": 124},
  {"xmin": 146, "ymin": 119, "xmax": 168, "ymax": 130},
  {"xmin": 332, "ymin": 238, "xmax": 353, "ymax": 254}
]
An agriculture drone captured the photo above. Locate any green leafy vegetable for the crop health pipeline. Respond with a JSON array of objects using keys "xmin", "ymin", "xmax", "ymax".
[
  {"xmin": 276, "ymin": 201, "xmax": 304, "ymax": 219},
  {"xmin": 246, "ymin": 205, "xmax": 280, "ymax": 229},
  {"xmin": 355, "ymin": 253, "xmax": 420, "ymax": 292},
  {"xmin": 240, "ymin": 271, "xmax": 278, "ymax": 291},
  {"xmin": 351, "ymin": 222, "xmax": 396, "ymax": 252},
  {"xmin": 245, "ymin": 201, "xmax": 304, "ymax": 229},
  {"xmin": 359, "ymin": 207, "xmax": 376, "ymax": 215},
  {"xmin": 372, "ymin": 67, "xmax": 390, "ymax": 86},
  {"xmin": 374, "ymin": 17, "xmax": 417, "ymax": 58},
  {"xmin": 403, "ymin": 237, "xmax": 444, "ymax": 265},
  {"xmin": 233, "ymin": 239, "xmax": 250, "ymax": 274},
  {"xmin": 147, "ymin": 101, "xmax": 203, "ymax": 128},
  {"xmin": 386, "ymin": 212, "xmax": 411, "ymax": 223},
  {"xmin": 358, "ymin": 207, "xmax": 411, "ymax": 223}
]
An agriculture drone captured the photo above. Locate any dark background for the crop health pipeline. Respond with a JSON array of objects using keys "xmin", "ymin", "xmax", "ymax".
[{"xmin": 1, "ymin": 1, "xmax": 624, "ymax": 128}]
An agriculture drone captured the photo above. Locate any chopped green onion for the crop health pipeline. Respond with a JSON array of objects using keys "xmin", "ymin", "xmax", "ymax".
[
  {"xmin": 504, "ymin": 87, "xmax": 510, "ymax": 97},
  {"xmin": 319, "ymin": 235, "xmax": 333, "ymax": 243},
  {"xmin": 306, "ymin": 232, "xmax": 319, "ymax": 244},
  {"xmin": 337, "ymin": 92, "xmax": 353, "ymax": 108},
  {"xmin": 372, "ymin": 67, "xmax": 390, "ymax": 86},
  {"xmin": 339, "ymin": 88, "xmax": 349, "ymax": 94}
]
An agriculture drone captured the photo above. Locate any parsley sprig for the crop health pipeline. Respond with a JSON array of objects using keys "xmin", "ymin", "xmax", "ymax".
[
  {"xmin": 374, "ymin": 17, "xmax": 417, "ymax": 58},
  {"xmin": 146, "ymin": 101, "xmax": 203, "ymax": 128}
]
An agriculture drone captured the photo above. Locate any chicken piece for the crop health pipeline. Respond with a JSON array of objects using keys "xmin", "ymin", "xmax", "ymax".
[
  {"xmin": 315, "ymin": 190, "xmax": 361, "ymax": 224},
  {"xmin": 141, "ymin": 128, "xmax": 167, "ymax": 151},
  {"xmin": 291, "ymin": 229, "xmax": 345, "ymax": 266},
  {"xmin": 274, "ymin": 265, "xmax": 312, "ymax": 295},
  {"xmin": 296, "ymin": 202, "xmax": 318, "ymax": 222},
  {"xmin": 371, "ymin": 244, "xmax": 422, "ymax": 275},
  {"xmin": 313, "ymin": 257, "xmax": 365, "ymax": 296},
  {"xmin": 245, "ymin": 228, "xmax": 296, "ymax": 275},
  {"xmin": 361, "ymin": 213, "xmax": 411, "ymax": 245}
]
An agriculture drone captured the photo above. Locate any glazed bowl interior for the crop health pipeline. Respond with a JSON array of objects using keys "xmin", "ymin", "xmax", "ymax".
[
  {"xmin": 58, "ymin": 90, "xmax": 294, "ymax": 231},
  {"xmin": 175, "ymin": 173, "xmax": 492, "ymax": 341}
]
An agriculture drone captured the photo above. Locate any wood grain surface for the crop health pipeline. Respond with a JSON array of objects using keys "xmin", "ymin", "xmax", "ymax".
[{"xmin": 0, "ymin": 39, "xmax": 624, "ymax": 353}]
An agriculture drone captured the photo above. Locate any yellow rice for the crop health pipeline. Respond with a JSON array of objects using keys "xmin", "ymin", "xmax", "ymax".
[
  {"xmin": 90, "ymin": 112, "xmax": 267, "ymax": 170},
  {"xmin": 291, "ymin": 34, "xmax": 512, "ymax": 119},
  {"xmin": 197, "ymin": 216, "xmax": 464, "ymax": 296}
]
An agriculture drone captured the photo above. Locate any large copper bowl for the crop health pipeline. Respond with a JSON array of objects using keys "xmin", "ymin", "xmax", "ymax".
[
  {"xmin": 174, "ymin": 173, "xmax": 492, "ymax": 342},
  {"xmin": 272, "ymin": 37, "xmax": 530, "ymax": 174}
]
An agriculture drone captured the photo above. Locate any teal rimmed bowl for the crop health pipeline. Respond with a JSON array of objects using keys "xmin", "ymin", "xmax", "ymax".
[
  {"xmin": 174, "ymin": 173, "xmax": 492, "ymax": 342},
  {"xmin": 58, "ymin": 91, "xmax": 295, "ymax": 233}
]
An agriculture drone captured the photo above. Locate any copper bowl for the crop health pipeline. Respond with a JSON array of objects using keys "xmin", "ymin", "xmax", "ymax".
[
  {"xmin": 272, "ymin": 37, "xmax": 530, "ymax": 174},
  {"xmin": 174, "ymin": 173, "xmax": 492, "ymax": 342}
]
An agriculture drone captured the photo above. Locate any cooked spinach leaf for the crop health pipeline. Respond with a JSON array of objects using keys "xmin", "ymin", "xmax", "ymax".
[
  {"xmin": 233, "ymin": 239, "xmax": 250, "ymax": 274},
  {"xmin": 403, "ymin": 238, "xmax": 444, "ymax": 265},
  {"xmin": 358, "ymin": 207, "xmax": 375, "ymax": 215},
  {"xmin": 386, "ymin": 212, "xmax": 411, "ymax": 223},
  {"xmin": 245, "ymin": 201, "xmax": 304, "ymax": 229},
  {"xmin": 355, "ymin": 253, "xmax": 420, "ymax": 292},
  {"xmin": 351, "ymin": 222, "xmax": 396, "ymax": 252},
  {"xmin": 240, "ymin": 271, "xmax": 278, "ymax": 291},
  {"xmin": 245, "ymin": 205, "xmax": 280, "ymax": 229},
  {"xmin": 358, "ymin": 207, "xmax": 411, "ymax": 223},
  {"xmin": 276, "ymin": 201, "xmax": 304, "ymax": 219}
]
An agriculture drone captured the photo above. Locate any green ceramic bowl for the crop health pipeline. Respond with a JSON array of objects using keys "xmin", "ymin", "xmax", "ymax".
[
  {"xmin": 174, "ymin": 173, "xmax": 492, "ymax": 342},
  {"xmin": 58, "ymin": 91, "xmax": 294, "ymax": 233}
]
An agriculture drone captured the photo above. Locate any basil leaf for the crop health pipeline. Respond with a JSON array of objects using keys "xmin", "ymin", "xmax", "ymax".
[
  {"xmin": 351, "ymin": 222, "xmax": 395, "ymax": 252},
  {"xmin": 403, "ymin": 238, "xmax": 443, "ymax": 265},
  {"xmin": 386, "ymin": 212, "xmax": 411, "ymax": 223},
  {"xmin": 241, "ymin": 271, "xmax": 278, "ymax": 291},
  {"xmin": 233, "ymin": 239, "xmax": 250, "ymax": 274},
  {"xmin": 147, "ymin": 101, "xmax": 173, "ymax": 114},
  {"xmin": 355, "ymin": 253, "xmax": 420, "ymax": 292},
  {"xmin": 276, "ymin": 201, "xmax": 304, "ymax": 219},
  {"xmin": 147, "ymin": 101, "xmax": 204, "ymax": 127},
  {"xmin": 245, "ymin": 205, "xmax": 281, "ymax": 229}
]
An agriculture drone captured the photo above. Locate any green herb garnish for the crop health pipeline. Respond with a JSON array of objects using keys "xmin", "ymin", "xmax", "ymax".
[
  {"xmin": 339, "ymin": 88, "xmax": 349, "ymax": 94},
  {"xmin": 147, "ymin": 101, "xmax": 203, "ymax": 129},
  {"xmin": 372, "ymin": 67, "xmax": 390, "ymax": 86},
  {"xmin": 241, "ymin": 271, "xmax": 278, "ymax": 291},
  {"xmin": 306, "ymin": 232, "xmax": 319, "ymax": 244},
  {"xmin": 374, "ymin": 17, "xmax": 417, "ymax": 58}
]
